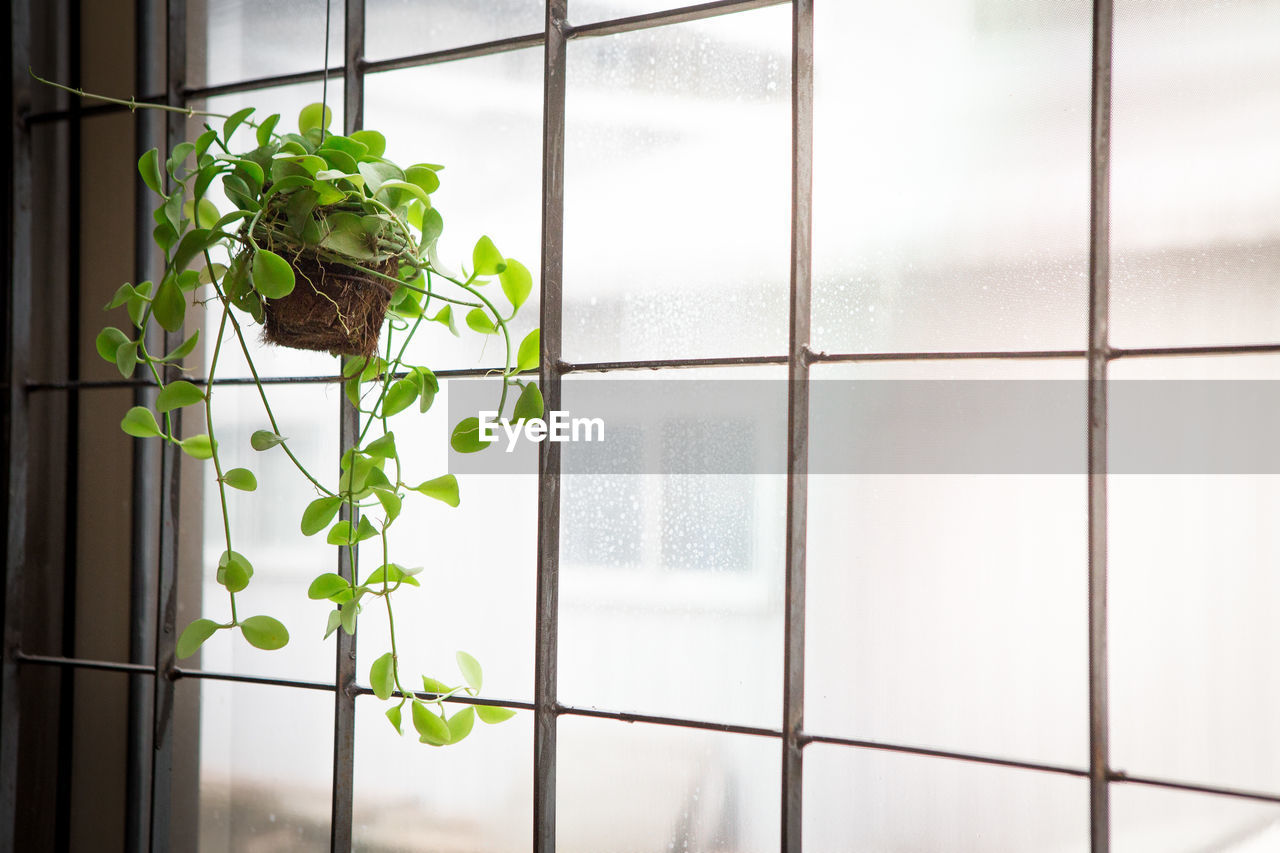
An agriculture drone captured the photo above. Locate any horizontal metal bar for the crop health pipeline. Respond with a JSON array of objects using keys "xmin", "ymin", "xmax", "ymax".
[
  {"xmin": 811, "ymin": 348, "xmax": 1087, "ymax": 364},
  {"xmin": 557, "ymin": 702, "xmax": 781, "ymax": 738},
  {"xmin": 171, "ymin": 667, "xmax": 336, "ymax": 692},
  {"xmin": 21, "ymin": 365, "xmax": 520, "ymax": 392},
  {"xmin": 802, "ymin": 732, "xmax": 1090, "ymax": 778},
  {"xmin": 568, "ymin": 0, "xmax": 789, "ymax": 39},
  {"xmin": 1110, "ymin": 343, "xmax": 1280, "ymax": 360},
  {"xmin": 186, "ymin": 66, "xmax": 345, "ymax": 101},
  {"xmin": 351, "ymin": 685, "xmax": 536, "ymax": 710},
  {"xmin": 561, "ymin": 354, "xmax": 788, "ymax": 373},
  {"xmin": 1111, "ymin": 772, "xmax": 1280, "ymax": 806},
  {"xmin": 15, "ymin": 652, "xmax": 158, "ymax": 675},
  {"xmin": 363, "ymin": 32, "xmax": 544, "ymax": 76}
]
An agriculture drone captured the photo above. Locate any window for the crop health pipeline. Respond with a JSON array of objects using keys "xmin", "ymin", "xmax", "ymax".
[{"xmin": 9, "ymin": 0, "xmax": 1280, "ymax": 851}]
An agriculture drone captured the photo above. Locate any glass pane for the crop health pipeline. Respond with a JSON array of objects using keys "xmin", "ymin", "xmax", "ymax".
[
  {"xmin": 813, "ymin": 1, "xmax": 1091, "ymax": 353},
  {"xmin": 195, "ymin": 384, "xmax": 340, "ymax": 683},
  {"xmin": 195, "ymin": 82, "xmax": 347, "ymax": 380},
  {"xmin": 354, "ymin": 376, "xmax": 537, "ymax": 703},
  {"xmin": 563, "ymin": 8, "xmax": 792, "ymax": 362},
  {"xmin": 805, "ymin": 360, "xmax": 1089, "ymax": 767},
  {"xmin": 570, "ymin": 2, "xmax": 692, "ymax": 25},
  {"xmin": 804, "ymin": 744, "xmax": 1088, "ymax": 852},
  {"xmin": 1112, "ymin": 784, "xmax": 1280, "ymax": 852},
  {"xmin": 1111, "ymin": 1, "xmax": 1280, "ymax": 348},
  {"xmin": 365, "ymin": 51, "xmax": 542, "ymax": 371},
  {"xmin": 352, "ymin": 699, "xmax": 532, "ymax": 851},
  {"xmin": 557, "ymin": 716, "xmax": 779, "ymax": 853},
  {"xmin": 558, "ymin": 368, "xmax": 786, "ymax": 728},
  {"xmin": 190, "ymin": 0, "xmax": 343, "ymax": 89},
  {"xmin": 1111, "ymin": 355, "xmax": 1280, "ymax": 793},
  {"xmin": 194, "ymin": 680, "xmax": 333, "ymax": 851},
  {"xmin": 366, "ymin": 0, "xmax": 544, "ymax": 62}
]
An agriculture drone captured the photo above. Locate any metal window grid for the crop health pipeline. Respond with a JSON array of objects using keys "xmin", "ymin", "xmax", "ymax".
[{"xmin": 5, "ymin": 0, "xmax": 1280, "ymax": 851}]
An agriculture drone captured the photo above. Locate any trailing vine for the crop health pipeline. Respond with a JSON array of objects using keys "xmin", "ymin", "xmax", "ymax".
[{"xmin": 40, "ymin": 72, "xmax": 536, "ymax": 746}]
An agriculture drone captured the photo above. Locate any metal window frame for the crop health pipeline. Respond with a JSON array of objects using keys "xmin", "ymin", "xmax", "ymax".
[{"xmin": 4, "ymin": 0, "xmax": 1279, "ymax": 851}]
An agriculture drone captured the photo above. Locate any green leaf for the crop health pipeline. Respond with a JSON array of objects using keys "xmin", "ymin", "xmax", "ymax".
[
  {"xmin": 121, "ymin": 406, "xmax": 161, "ymax": 438},
  {"xmin": 382, "ymin": 378, "xmax": 418, "ymax": 417},
  {"xmin": 465, "ymin": 308, "xmax": 497, "ymax": 335},
  {"xmin": 324, "ymin": 608, "xmax": 342, "ymax": 640},
  {"xmin": 385, "ymin": 703, "xmax": 404, "ymax": 735},
  {"xmin": 198, "ymin": 262, "xmax": 227, "ymax": 285},
  {"xmin": 422, "ymin": 676, "xmax": 453, "ymax": 696},
  {"xmin": 450, "ymin": 418, "xmax": 490, "ymax": 454},
  {"xmin": 217, "ymin": 550, "xmax": 253, "ymax": 593},
  {"xmin": 326, "ymin": 521, "xmax": 353, "ymax": 546},
  {"xmin": 308, "ymin": 572, "xmax": 350, "ymax": 601},
  {"xmin": 126, "ymin": 281, "xmax": 154, "ymax": 329},
  {"xmin": 301, "ymin": 496, "xmax": 343, "ymax": 535},
  {"xmin": 95, "ymin": 327, "xmax": 130, "ymax": 363},
  {"xmin": 349, "ymin": 129, "xmax": 386, "ymax": 158},
  {"xmin": 475, "ymin": 704, "xmax": 517, "ymax": 725},
  {"xmin": 166, "ymin": 142, "xmax": 195, "ymax": 177},
  {"xmin": 370, "ymin": 652, "xmax": 396, "ymax": 701},
  {"xmin": 430, "ymin": 304, "xmax": 459, "ymax": 337},
  {"xmin": 363, "ymin": 563, "xmax": 421, "ymax": 588},
  {"xmin": 472, "ymin": 235, "xmax": 505, "ymax": 276},
  {"xmin": 194, "ymin": 128, "xmax": 219, "ymax": 161},
  {"xmin": 176, "ymin": 618, "xmax": 221, "ymax": 659},
  {"xmin": 499, "ymin": 259, "xmax": 532, "ymax": 312},
  {"xmin": 517, "ymin": 328, "xmax": 540, "ymax": 372},
  {"xmin": 182, "ymin": 197, "xmax": 220, "ymax": 229},
  {"xmin": 157, "ymin": 331, "xmax": 200, "ymax": 363},
  {"xmin": 340, "ymin": 601, "xmax": 358, "ymax": 635},
  {"xmin": 222, "ymin": 468, "xmax": 257, "ymax": 491},
  {"xmin": 411, "ymin": 700, "xmax": 450, "ymax": 746},
  {"xmin": 421, "ymin": 207, "xmax": 444, "ymax": 247},
  {"xmin": 446, "ymin": 707, "xmax": 475, "ymax": 744},
  {"xmin": 180, "ymin": 434, "xmax": 215, "ymax": 460},
  {"xmin": 222, "ymin": 106, "xmax": 255, "ymax": 141},
  {"xmin": 412, "ymin": 474, "xmax": 459, "ymax": 508},
  {"xmin": 115, "ymin": 341, "xmax": 139, "ymax": 378},
  {"xmin": 153, "ymin": 276, "xmax": 186, "ymax": 333},
  {"xmin": 354, "ymin": 516, "xmax": 379, "ymax": 542},
  {"xmin": 252, "ymin": 249, "xmax": 296, "ymax": 299},
  {"xmin": 256, "ymin": 113, "xmax": 281, "ymax": 147},
  {"xmin": 364, "ymin": 432, "xmax": 397, "ymax": 459},
  {"xmin": 373, "ymin": 488, "xmax": 402, "ymax": 522},
  {"xmin": 375, "ymin": 179, "xmax": 431, "ymax": 207},
  {"xmin": 106, "ymin": 282, "xmax": 143, "ymax": 309},
  {"xmin": 512, "ymin": 382, "xmax": 544, "ymax": 423},
  {"xmin": 239, "ymin": 615, "xmax": 289, "ymax": 651},
  {"xmin": 405, "ymin": 164, "xmax": 441, "ymax": 196},
  {"xmin": 138, "ymin": 148, "xmax": 164, "ymax": 195},
  {"xmin": 456, "ymin": 651, "xmax": 483, "ymax": 692},
  {"xmin": 298, "ymin": 103, "xmax": 333, "ymax": 134},
  {"xmin": 173, "ymin": 228, "xmax": 215, "ymax": 272},
  {"xmin": 156, "ymin": 380, "xmax": 205, "ymax": 413},
  {"xmin": 250, "ymin": 430, "xmax": 285, "ymax": 451}
]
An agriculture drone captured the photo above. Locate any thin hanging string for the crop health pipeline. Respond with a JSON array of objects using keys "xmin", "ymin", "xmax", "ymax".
[{"xmin": 320, "ymin": 0, "xmax": 333, "ymax": 144}]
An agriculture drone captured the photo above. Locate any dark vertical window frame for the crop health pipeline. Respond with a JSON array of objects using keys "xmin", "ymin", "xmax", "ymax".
[
  {"xmin": 1, "ymin": 2, "xmax": 34, "ymax": 851},
  {"xmin": 782, "ymin": 0, "xmax": 813, "ymax": 848},
  {"xmin": 536, "ymin": 2, "xmax": 568, "ymax": 852},
  {"xmin": 331, "ymin": 2, "xmax": 365, "ymax": 848},
  {"xmin": 1087, "ymin": 0, "xmax": 1114, "ymax": 848}
]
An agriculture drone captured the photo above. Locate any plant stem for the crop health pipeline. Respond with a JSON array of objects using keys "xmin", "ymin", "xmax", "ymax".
[{"xmin": 205, "ymin": 301, "xmax": 239, "ymax": 624}]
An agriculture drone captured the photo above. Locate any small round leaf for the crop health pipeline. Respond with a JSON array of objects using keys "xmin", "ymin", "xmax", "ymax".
[
  {"xmin": 221, "ymin": 467, "xmax": 257, "ymax": 491},
  {"xmin": 239, "ymin": 615, "xmax": 289, "ymax": 651},
  {"xmin": 298, "ymin": 102, "xmax": 333, "ymax": 134},
  {"xmin": 121, "ymin": 406, "xmax": 162, "ymax": 438},
  {"xmin": 369, "ymin": 652, "xmax": 396, "ymax": 701},
  {"xmin": 176, "ymin": 618, "xmax": 221, "ymax": 660},
  {"xmin": 156, "ymin": 380, "xmax": 205, "ymax": 413},
  {"xmin": 252, "ymin": 249, "xmax": 296, "ymax": 299},
  {"xmin": 456, "ymin": 651, "xmax": 482, "ymax": 692}
]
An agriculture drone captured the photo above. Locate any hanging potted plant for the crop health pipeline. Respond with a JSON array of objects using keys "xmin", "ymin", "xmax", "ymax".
[{"xmin": 35, "ymin": 72, "xmax": 539, "ymax": 747}]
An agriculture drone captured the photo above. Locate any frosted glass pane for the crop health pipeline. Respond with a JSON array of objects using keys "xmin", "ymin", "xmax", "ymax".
[
  {"xmin": 558, "ymin": 369, "xmax": 786, "ymax": 727},
  {"xmin": 563, "ymin": 8, "xmax": 791, "ymax": 362},
  {"xmin": 354, "ymin": 379, "xmax": 536, "ymax": 702},
  {"xmin": 805, "ymin": 360, "xmax": 1089, "ymax": 766},
  {"xmin": 353, "ymin": 700, "xmax": 531, "ymax": 852},
  {"xmin": 804, "ymin": 744, "xmax": 1088, "ymax": 852},
  {"xmin": 1111, "ymin": 355, "xmax": 1280, "ymax": 793},
  {"xmin": 1111, "ymin": 1, "xmax": 1280, "ymax": 347},
  {"xmin": 192, "ymin": 0, "xmax": 342, "ymax": 88},
  {"xmin": 557, "ymin": 717, "xmax": 779, "ymax": 853},
  {"xmin": 195, "ymin": 680, "xmax": 333, "ymax": 851},
  {"xmin": 570, "ymin": 1, "xmax": 690, "ymax": 24},
  {"xmin": 365, "ymin": 52, "xmax": 542, "ymax": 371},
  {"xmin": 1112, "ymin": 784, "xmax": 1280, "ymax": 852},
  {"xmin": 197, "ymin": 385, "xmax": 340, "ymax": 683},
  {"xmin": 813, "ymin": 1, "xmax": 1091, "ymax": 353},
  {"xmin": 197, "ymin": 82, "xmax": 346, "ymax": 380},
  {"xmin": 366, "ymin": 0, "xmax": 543, "ymax": 61}
]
